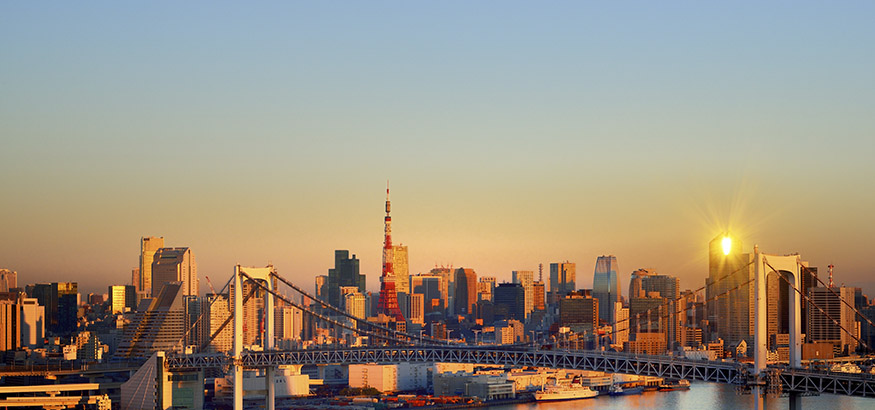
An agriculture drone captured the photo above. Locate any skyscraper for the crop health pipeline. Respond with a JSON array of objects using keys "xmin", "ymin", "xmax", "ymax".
[
  {"xmin": 29, "ymin": 282, "xmax": 77, "ymax": 336},
  {"xmin": 0, "ymin": 269, "xmax": 17, "ymax": 292},
  {"xmin": 706, "ymin": 233, "xmax": 754, "ymax": 347},
  {"xmin": 139, "ymin": 236, "xmax": 164, "ymax": 299},
  {"xmin": 109, "ymin": 285, "xmax": 137, "ymax": 314},
  {"xmin": 532, "ymin": 281, "xmax": 546, "ymax": 311},
  {"xmin": 151, "ymin": 247, "xmax": 198, "ymax": 297},
  {"xmin": 549, "ymin": 262, "xmax": 575, "ymax": 305},
  {"xmin": 512, "ymin": 270, "xmax": 534, "ymax": 319},
  {"xmin": 808, "ymin": 286, "xmax": 859, "ymax": 354},
  {"xmin": 410, "ymin": 274, "xmax": 444, "ymax": 314},
  {"xmin": 116, "ymin": 282, "xmax": 186, "ymax": 358},
  {"xmin": 593, "ymin": 255, "xmax": 619, "ymax": 322},
  {"xmin": 494, "ymin": 283, "xmax": 525, "ymax": 322},
  {"xmin": 477, "ymin": 277, "xmax": 496, "ymax": 302},
  {"xmin": 326, "ymin": 250, "xmax": 365, "ymax": 309},
  {"xmin": 454, "ymin": 268, "xmax": 477, "ymax": 317},
  {"xmin": 559, "ymin": 290, "xmax": 599, "ymax": 334}
]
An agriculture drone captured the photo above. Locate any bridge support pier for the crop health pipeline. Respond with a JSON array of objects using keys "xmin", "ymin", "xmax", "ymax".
[{"xmin": 233, "ymin": 265, "xmax": 277, "ymax": 410}]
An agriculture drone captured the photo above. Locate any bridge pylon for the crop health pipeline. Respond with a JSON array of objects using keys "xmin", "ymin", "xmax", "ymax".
[
  {"xmin": 233, "ymin": 265, "xmax": 277, "ymax": 410},
  {"xmin": 753, "ymin": 247, "xmax": 803, "ymax": 410}
]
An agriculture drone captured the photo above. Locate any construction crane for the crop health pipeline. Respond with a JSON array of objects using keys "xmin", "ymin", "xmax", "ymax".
[{"xmin": 205, "ymin": 275, "xmax": 217, "ymax": 295}]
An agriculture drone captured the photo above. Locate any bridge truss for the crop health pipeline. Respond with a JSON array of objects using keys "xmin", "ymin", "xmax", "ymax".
[{"xmin": 164, "ymin": 346, "xmax": 875, "ymax": 398}]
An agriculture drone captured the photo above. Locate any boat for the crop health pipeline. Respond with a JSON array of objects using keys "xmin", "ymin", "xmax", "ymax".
[
  {"xmin": 609, "ymin": 384, "xmax": 644, "ymax": 396},
  {"xmin": 658, "ymin": 379, "xmax": 691, "ymax": 391},
  {"xmin": 535, "ymin": 377, "xmax": 599, "ymax": 402}
]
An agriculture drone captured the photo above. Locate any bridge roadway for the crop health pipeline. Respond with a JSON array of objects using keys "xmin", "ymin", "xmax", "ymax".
[{"xmin": 164, "ymin": 345, "xmax": 875, "ymax": 398}]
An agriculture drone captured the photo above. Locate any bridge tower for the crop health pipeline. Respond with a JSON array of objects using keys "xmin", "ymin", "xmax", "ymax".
[
  {"xmin": 233, "ymin": 265, "xmax": 277, "ymax": 410},
  {"xmin": 753, "ymin": 247, "xmax": 803, "ymax": 410}
]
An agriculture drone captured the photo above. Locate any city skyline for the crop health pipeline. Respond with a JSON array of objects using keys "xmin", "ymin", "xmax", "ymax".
[{"xmin": 2, "ymin": 2, "xmax": 874, "ymax": 297}]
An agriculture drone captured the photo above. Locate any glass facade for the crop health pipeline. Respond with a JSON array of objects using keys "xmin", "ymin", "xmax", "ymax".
[{"xmin": 593, "ymin": 255, "xmax": 619, "ymax": 322}]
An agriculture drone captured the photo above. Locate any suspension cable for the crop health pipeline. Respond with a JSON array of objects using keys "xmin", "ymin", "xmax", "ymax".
[{"xmin": 765, "ymin": 259, "xmax": 869, "ymax": 351}]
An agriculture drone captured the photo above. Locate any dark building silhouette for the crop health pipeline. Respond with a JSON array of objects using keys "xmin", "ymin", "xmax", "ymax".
[
  {"xmin": 494, "ymin": 283, "xmax": 525, "ymax": 322},
  {"xmin": 326, "ymin": 250, "xmax": 365, "ymax": 309}
]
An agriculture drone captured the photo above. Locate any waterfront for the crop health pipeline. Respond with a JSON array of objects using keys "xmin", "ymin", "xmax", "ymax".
[{"xmin": 486, "ymin": 383, "xmax": 871, "ymax": 410}]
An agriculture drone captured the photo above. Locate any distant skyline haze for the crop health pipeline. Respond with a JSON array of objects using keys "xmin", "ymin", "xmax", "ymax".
[{"xmin": 1, "ymin": 2, "xmax": 873, "ymax": 297}]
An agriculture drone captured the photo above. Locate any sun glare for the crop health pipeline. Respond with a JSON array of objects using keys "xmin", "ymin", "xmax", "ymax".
[{"xmin": 722, "ymin": 236, "xmax": 732, "ymax": 255}]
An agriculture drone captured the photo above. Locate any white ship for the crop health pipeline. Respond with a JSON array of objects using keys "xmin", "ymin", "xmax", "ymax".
[{"xmin": 534, "ymin": 377, "xmax": 598, "ymax": 402}]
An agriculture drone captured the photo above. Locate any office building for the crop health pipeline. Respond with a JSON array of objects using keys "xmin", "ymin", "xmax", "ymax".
[
  {"xmin": 808, "ymin": 286, "xmax": 859, "ymax": 354},
  {"xmin": 612, "ymin": 301, "xmax": 629, "ymax": 348},
  {"xmin": 326, "ymin": 250, "xmax": 365, "ymax": 309},
  {"xmin": 29, "ymin": 282, "xmax": 78, "ymax": 336},
  {"xmin": 454, "ymin": 268, "xmax": 477, "ymax": 316},
  {"xmin": 549, "ymin": 262, "xmax": 575, "ymax": 305},
  {"xmin": 345, "ymin": 292, "xmax": 367, "ymax": 319},
  {"xmin": 229, "ymin": 265, "xmax": 277, "ymax": 346},
  {"xmin": 315, "ymin": 275, "xmax": 328, "ymax": 302},
  {"xmin": 109, "ymin": 285, "xmax": 137, "ymax": 314},
  {"xmin": 277, "ymin": 306, "xmax": 303, "ymax": 341},
  {"xmin": 0, "ymin": 269, "xmax": 17, "ymax": 292},
  {"xmin": 533, "ymin": 281, "xmax": 546, "ymax": 311},
  {"xmin": 392, "ymin": 245, "xmax": 409, "ymax": 301},
  {"xmin": 706, "ymin": 234, "xmax": 754, "ymax": 347},
  {"xmin": 593, "ymin": 255, "xmax": 620, "ymax": 323},
  {"xmin": 116, "ymin": 282, "xmax": 187, "ymax": 358},
  {"xmin": 512, "ymin": 270, "xmax": 534, "ymax": 318},
  {"xmin": 478, "ymin": 276, "xmax": 496, "ymax": 302},
  {"xmin": 559, "ymin": 290, "xmax": 598, "ymax": 334},
  {"xmin": 410, "ymin": 274, "xmax": 444, "ymax": 313},
  {"xmin": 408, "ymin": 293, "xmax": 424, "ymax": 324},
  {"xmin": 139, "ymin": 236, "xmax": 164, "ymax": 299},
  {"xmin": 206, "ymin": 293, "xmax": 232, "ymax": 353},
  {"xmin": 151, "ymin": 247, "xmax": 198, "ymax": 298},
  {"xmin": 494, "ymin": 283, "xmax": 525, "ymax": 322}
]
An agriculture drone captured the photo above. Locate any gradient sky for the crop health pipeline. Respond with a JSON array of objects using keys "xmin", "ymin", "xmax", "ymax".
[{"xmin": 2, "ymin": 2, "xmax": 874, "ymax": 298}]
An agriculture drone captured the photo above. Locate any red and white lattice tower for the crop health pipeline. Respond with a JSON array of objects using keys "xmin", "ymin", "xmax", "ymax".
[{"xmin": 377, "ymin": 183, "xmax": 405, "ymax": 321}]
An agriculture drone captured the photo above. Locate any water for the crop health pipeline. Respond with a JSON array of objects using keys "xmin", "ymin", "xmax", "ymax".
[{"xmin": 486, "ymin": 383, "xmax": 872, "ymax": 410}]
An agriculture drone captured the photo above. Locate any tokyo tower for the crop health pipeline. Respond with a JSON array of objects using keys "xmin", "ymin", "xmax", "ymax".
[{"xmin": 377, "ymin": 183, "xmax": 405, "ymax": 322}]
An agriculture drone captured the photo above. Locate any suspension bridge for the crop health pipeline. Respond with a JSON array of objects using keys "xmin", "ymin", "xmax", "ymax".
[{"xmin": 156, "ymin": 247, "xmax": 875, "ymax": 410}]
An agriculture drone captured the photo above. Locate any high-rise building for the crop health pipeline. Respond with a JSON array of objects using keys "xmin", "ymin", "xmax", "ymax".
[
  {"xmin": 808, "ymin": 286, "xmax": 859, "ymax": 354},
  {"xmin": 206, "ymin": 293, "xmax": 232, "ymax": 353},
  {"xmin": 532, "ymin": 281, "xmax": 546, "ymax": 311},
  {"xmin": 477, "ymin": 277, "xmax": 496, "ymax": 302},
  {"xmin": 454, "ymin": 268, "xmax": 477, "ymax": 317},
  {"xmin": 0, "ymin": 269, "xmax": 17, "ymax": 292},
  {"xmin": 408, "ymin": 293, "xmax": 424, "ymax": 324},
  {"xmin": 642, "ymin": 273, "xmax": 680, "ymax": 300},
  {"xmin": 277, "ymin": 306, "xmax": 303, "ymax": 341},
  {"xmin": 410, "ymin": 274, "xmax": 444, "ymax": 314},
  {"xmin": 230, "ymin": 266, "xmax": 277, "ymax": 346},
  {"xmin": 29, "ymin": 282, "xmax": 77, "ymax": 336},
  {"xmin": 392, "ymin": 245, "xmax": 409, "ymax": 298},
  {"xmin": 345, "ymin": 292, "xmax": 367, "ymax": 319},
  {"xmin": 327, "ymin": 251, "xmax": 365, "ymax": 309},
  {"xmin": 612, "ymin": 301, "xmax": 629, "ymax": 348},
  {"xmin": 315, "ymin": 275, "xmax": 328, "ymax": 302},
  {"xmin": 512, "ymin": 270, "xmax": 534, "ymax": 319},
  {"xmin": 109, "ymin": 285, "xmax": 137, "ymax": 314},
  {"xmin": 139, "ymin": 236, "xmax": 164, "ymax": 299},
  {"xmin": 494, "ymin": 283, "xmax": 525, "ymax": 322},
  {"xmin": 628, "ymin": 269, "xmax": 652, "ymax": 299},
  {"xmin": 131, "ymin": 268, "xmax": 140, "ymax": 296},
  {"xmin": 430, "ymin": 267, "xmax": 454, "ymax": 314},
  {"xmin": 116, "ymin": 282, "xmax": 186, "ymax": 359},
  {"xmin": 559, "ymin": 290, "xmax": 598, "ymax": 334},
  {"xmin": 151, "ymin": 247, "xmax": 198, "ymax": 298},
  {"xmin": 549, "ymin": 262, "xmax": 575, "ymax": 305},
  {"xmin": 593, "ymin": 255, "xmax": 620, "ymax": 323},
  {"xmin": 706, "ymin": 234, "xmax": 754, "ymax": 347},
  {"xmin": 0, "ymin": 301, "xmax": 19, "ymax": 351}
]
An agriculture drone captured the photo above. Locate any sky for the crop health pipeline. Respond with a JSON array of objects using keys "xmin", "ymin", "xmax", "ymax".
[{"xmin": 1, "ymin": 2, "xmax": 874, "ymax": 298}]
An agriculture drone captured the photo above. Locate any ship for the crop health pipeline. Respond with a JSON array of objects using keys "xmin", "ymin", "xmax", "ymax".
[
  {"xmin": 534, "ymin": 376, "xmax": 599, "ymax": 402},
  {"xmin": 609, "ymin": 384, "xmax": 644, "ymax": 396},
  {"xmin": 658, "ymin": 379, "xmax": 691, "ymax": 391}
]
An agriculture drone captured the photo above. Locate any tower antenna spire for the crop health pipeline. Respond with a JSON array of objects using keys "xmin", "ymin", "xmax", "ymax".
[{"xmin": 377, "ymin": 181, "xmax": 404, "ymax": 322}]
